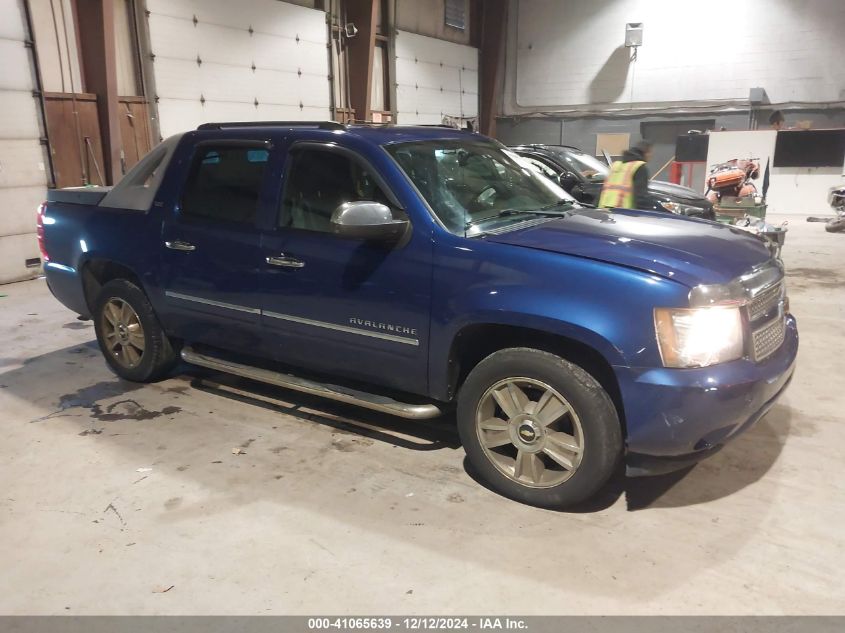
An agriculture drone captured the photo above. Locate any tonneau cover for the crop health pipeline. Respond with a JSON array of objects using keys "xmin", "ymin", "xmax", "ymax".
[{"xmin": 47, "ymin": 186, "xmax": 112, "ymax": 206}]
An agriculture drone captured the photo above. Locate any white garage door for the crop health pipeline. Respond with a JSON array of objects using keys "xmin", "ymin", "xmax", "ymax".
[
  {"xmin": 146, "ymin": 0, "xmax": 331, "ymax": 139},
  {"xmin": 0, "ymin": 0, "xmax": 49, "ymax": 284},
  {"xmin": 395, "ymin": 30, "xmax": 478, "ymax": 126}
]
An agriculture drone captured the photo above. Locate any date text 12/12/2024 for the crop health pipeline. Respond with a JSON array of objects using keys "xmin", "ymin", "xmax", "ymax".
[{"xmin": 307, "ymin": 618, "xmax": 528, "ymax": 630}]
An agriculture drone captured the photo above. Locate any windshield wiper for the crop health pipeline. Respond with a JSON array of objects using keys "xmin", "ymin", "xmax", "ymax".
[
  {"xmin": 465, "ymin": 201, "xmax": 575, "ymax": 230},
  {"xmin": 464, "ymin": 208, "xmax": 535, "ymax": 229},
  {"xmin": 537, "ymin": 199, "xmax": 577, "ymax": 212}
]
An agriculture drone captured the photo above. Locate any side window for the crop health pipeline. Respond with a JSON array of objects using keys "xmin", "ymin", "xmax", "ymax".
[
  {"xmin": 279, "ymin": 149, "xmax": 390, "ymax": 232},
  {"xmin": 523, "ymin": 156, "xmax": 559, "ymax": 180},
  {"xmin": 181, "ymin": 145, "xmax": 269, "ymax": 225}
]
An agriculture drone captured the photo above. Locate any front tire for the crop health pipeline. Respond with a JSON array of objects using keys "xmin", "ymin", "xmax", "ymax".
[
  {"xmin": 93, "ymin": 279, "xmax": 177, "ymax": 382},
  {"xmin": 457, "ymin": 348, "xmax": 622, "ymax": 509}
]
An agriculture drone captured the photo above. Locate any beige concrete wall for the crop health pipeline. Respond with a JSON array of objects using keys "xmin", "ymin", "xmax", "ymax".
[
  {"xmin": 27, "ymin": 0, "xmax": 83, "ymax": 93},
  {"xmin": 396, "ymin": 0, "xmax": 471, "ymax": 46}
]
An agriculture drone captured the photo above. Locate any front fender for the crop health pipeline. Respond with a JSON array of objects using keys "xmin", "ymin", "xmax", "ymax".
[{"xmin": 428, "ymin": 236, "xmax": 690, "ymax": 400}]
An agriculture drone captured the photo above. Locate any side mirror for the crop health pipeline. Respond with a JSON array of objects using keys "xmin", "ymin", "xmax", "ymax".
[
  {"xmin": 558, "ymin": 171, "xmax": 578, "ymax": 191},
  {"xmin": 331, "ymin": 201, "xmax": 409, "ymax": 242}
]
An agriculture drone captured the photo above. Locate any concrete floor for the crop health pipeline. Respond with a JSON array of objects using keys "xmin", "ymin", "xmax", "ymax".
[{"xmin": 0, "ymin": 214, "xmax": 843, "ymax": 615}]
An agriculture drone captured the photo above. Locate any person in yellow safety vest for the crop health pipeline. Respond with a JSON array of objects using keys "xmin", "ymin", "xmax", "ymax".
[{"xmin": 598, "ymin": 140, "xmax": 653, "ymax": 209}]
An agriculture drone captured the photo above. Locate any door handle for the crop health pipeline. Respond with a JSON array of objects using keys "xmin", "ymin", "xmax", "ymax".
[
  {"xmin": 165, "ymin": 240, "xmax": 196, "ymax": 252},
  {"xmin": 266, "ymin": 254, "xmax": 305, "ymax": 269}
]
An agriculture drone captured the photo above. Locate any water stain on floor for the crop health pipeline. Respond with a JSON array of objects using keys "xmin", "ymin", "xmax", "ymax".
[
  {"xmin": 786, "ymin": 267, "xmax": 842, "ymax": 289},
  {"xmin": 32, "ymin": 380, "xmax": 181, "ymax": 423},
  {"xmin": 90, "ymin": 400, "xmax": 181, "ymax": 422}
]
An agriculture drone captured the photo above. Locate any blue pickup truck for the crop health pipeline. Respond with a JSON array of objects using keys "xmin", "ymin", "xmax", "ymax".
[{"xmin": 39, "ymin": 122, "xmax": 797, "ymax": 508}]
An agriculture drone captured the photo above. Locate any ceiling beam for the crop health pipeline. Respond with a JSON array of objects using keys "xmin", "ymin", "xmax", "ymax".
[
  {"xmin": 344, "ymin": 0, "xmax": 378, "ymax": 122},
  {"xmin": 73, "ymin": 0, "xmax": 122, "ymax": 184},
  {"xmin": 478, "ymin": 0, "xmax": 508, "ymax": 137}
]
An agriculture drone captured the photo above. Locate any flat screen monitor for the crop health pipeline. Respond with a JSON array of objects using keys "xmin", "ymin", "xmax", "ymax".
[{"xmin": 773, "ymin": 130, "xmax": 845, "ymax": 168}]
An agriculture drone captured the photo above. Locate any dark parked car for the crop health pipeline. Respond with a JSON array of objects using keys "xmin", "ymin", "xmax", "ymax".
[{"xmin": 511, "ymin": 144, "xmax": 716, "ymax": 220}]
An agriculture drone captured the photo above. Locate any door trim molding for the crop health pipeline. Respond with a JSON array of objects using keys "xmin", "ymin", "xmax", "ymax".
[
  {"xmin": 263, "ymin": 310, "xmax": 419, "ymax": 346},
  {"xmin": 165, "ymin": 291, "xmax": 261, "ymax": 314},
  {"xmin": 165, "ymin": 291, "xmax": 420, "ymax": 346}
]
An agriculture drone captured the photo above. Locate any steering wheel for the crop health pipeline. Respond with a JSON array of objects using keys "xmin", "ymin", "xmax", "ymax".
[{"xmin": 470, "ymin": 186, "xmax": 498, "ymax": 211}]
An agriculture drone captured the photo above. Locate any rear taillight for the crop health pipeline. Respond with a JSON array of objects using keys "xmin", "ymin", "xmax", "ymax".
[{"xmin": 36, "ymin": 202, "xmax": 49, "ymax": 262}]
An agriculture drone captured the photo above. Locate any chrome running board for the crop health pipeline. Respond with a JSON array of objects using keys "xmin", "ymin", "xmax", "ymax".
[{"xmin": 181, "ymin": 346, "xmax": 443, "ymax": 420}]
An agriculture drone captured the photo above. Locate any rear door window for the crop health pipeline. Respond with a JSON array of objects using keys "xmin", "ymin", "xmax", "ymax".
[{"xmin": 181, "ymin": 144, "xmax": 270, "ymax": 225}]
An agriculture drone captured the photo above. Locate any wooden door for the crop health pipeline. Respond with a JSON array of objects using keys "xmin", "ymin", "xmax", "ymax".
[{"xmin": 43, "ymin": 92, "xmax": 107, "ymax": 188}]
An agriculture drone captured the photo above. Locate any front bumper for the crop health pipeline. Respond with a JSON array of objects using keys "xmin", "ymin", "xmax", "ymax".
[{"xmin": 616, "ymin": 314, "xmax": 798, "ymax": 476}]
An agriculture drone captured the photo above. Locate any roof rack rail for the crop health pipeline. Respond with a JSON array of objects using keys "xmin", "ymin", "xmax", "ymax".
[
  {"xmin": 196, "ymin": 121, "xmax": 345, "ymax": 131},
  {"xmin": 345, "ymin": 121, "xmax": 463, "ymax": 130}
]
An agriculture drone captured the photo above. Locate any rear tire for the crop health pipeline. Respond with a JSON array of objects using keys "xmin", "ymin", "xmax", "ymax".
[
  {"xmin": 457, "ymin": 348, "xmax": 622, "ymax": 509},
  {"xmin": 93, "ymin": 279, "xmax": 177, "ymax": 382}
]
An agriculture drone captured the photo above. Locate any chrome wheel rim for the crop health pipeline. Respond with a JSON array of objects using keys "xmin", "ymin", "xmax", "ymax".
[
  {"xmin": 475, "ymin": 377, "xmax": 584, "ymax": 488},
  {"xmin": 101, "ymin": 298, "xmax": 145, "ymax": 369}
]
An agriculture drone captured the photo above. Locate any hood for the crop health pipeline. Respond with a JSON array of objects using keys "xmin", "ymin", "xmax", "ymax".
[
  {"xmin": 484, "ymin": 209, "xmax": 772, "ymax": 287},
  {"xmin": 647, "ymin": 179, "xmax": 709, "ymax": 203}
]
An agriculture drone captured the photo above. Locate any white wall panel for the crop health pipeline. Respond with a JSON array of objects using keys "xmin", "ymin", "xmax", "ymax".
[
  {"xmin": 0, "ymin": 186, "xmax": 44, "ymax": 236},
  {"xmin": 0, "ymin": 39, "xmax": 35, "ymax": 91},
  {"xmin": 0, "ymin": 0, "xmax": 49, "ymax": 284},
  {"xmin": 512, "ymin": 0, "xmax": 845, "ymax": 111},
  {"xmin": 0, "ymin": 0, "xmax": 26, "ymax": 39},
  {"xmin": 147, "ymin": 0, "xmax": 324, "ymax": 39},
  {"xmin": 156, "ymin": 99, "xmax": 205, "ymax": 134},
  {"xmin": 766, "ymin": 168, "xmax": 845, "ymax": 215},
  {"xmin": 395, "ymin": 30, "xmax": 478, "ymax": 125},
  {"xmin": 0, "ymin": 140, "xmax": 47, "ymax": 189},
  {"xmin": 150, "ymin": 57, "xmax": 203, "ymax": 101},
  {"xmin": 0, "ymin": 92, "xmax": 41, "ymax": 139},
  {"xmin": 0, "ymin": 233, "xmax": 41, "ymax": 285},
  {"xmin": 146, "ymin": 0, "xmax": 330, "ymax": 138}
]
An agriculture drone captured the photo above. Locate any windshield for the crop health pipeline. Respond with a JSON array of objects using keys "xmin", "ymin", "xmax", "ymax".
[
  {"xmin": 386, "ymin": 140, "xmax": 573, "ymax": 235},
  {"xmin": 551, "ymin": 148, "xmax": 609, "ymax": 181}
]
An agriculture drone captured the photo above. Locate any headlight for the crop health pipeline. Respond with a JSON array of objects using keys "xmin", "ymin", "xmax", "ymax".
[
  {"xmin": 654, "ymin": 306, "xmax": 744, "ymax": 368},
  {"xmin": 658, "ymin": 201, "xmax": 701, "ymax": 215}
]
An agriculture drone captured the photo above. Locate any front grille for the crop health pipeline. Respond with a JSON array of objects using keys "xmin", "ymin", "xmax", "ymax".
[
  {"xmin": 752, "ymin": 315, "xmax": 786, "ymax": 362},
  {"xmin": 748, "ymin": 282, "xmax": 783, "ymax": 322},
  {"xmin": 745, "ymin": 279, "xmax": 786, "ymax": 362}
]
